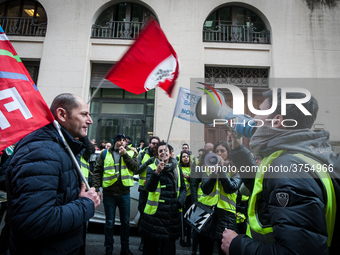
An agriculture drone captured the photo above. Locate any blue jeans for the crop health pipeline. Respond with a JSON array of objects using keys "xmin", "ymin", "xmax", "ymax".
[{"xmin": 103, "ymin": 193, "xmax": 130, "ymax": 252}]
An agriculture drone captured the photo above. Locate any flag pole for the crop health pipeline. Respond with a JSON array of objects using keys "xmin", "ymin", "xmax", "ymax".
[
  {"xmin": 87, "ymin": 78, "xmax": 106, "ymax": 104},
  {"xmin": 162, "ymin": 88, "xmax": 181, "ymax": 162},
  {"xmin": 53, "ymin": 120, "xmax": 90, "ymax": 190}
]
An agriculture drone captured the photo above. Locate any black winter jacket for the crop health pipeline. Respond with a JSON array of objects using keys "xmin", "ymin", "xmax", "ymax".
[
  {"xmin": 229, "ymin": 144, "xmax": 335, "ymax": 255},
  {"xmin": 140, "ymin": 158, "xmax": 186, "ymax": 240},
  {"xmin": 5, "ymin": 123, "xmax": 95, "ymax": 255},
  {"xmin": 201, "ymin": 169, "xmax": 241, "ymax": 238}
]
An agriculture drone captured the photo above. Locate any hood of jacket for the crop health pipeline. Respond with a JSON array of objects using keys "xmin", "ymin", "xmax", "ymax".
[{"xmin": 250, "ymin": 126, "xmax": 337, "ymax": 164}]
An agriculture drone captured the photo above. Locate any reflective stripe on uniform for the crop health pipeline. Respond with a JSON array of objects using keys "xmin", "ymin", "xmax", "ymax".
[
  {"xmin": 144, "ymin": 164, "xmax": 181, "ymax": 215},
  {"xmin": 247, "ymin": 150, "xmax": 336, "ymax": 247},
  {"xmin": 80, "ymin": 156, "xmax": 89, "ymax": 182}
]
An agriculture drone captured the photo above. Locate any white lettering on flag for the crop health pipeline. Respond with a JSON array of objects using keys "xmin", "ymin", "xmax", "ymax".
[
  {"xmin": 144, "ymin": 55, "xmax": 177, "ymax": 91},
  {"xmin": 173, "ymin": 87, "xmax": 203, "ymax": 123},
  {"xmin": 0, "ymin": 87, "xmax": 33, "ymax": 130}
]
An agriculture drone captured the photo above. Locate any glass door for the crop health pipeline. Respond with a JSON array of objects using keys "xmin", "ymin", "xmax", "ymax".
[
  {"xmin": 97, "ymin": 115, "xmax": 145, "ymax": 147},
  {"xmin": 98, "ymin": 116, "xmax": 120, "ymax": 144},
  {"xmin": 122, "ymin": 117, "xmax": 143, "ymax": 147}
]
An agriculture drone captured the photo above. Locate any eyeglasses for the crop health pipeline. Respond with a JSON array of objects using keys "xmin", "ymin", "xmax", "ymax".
[{"xmin": 151, "ymin": 142, "xmax": 158, "ymax": 145}]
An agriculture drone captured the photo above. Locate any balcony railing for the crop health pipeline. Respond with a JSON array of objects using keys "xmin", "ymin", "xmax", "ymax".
[
  {"xmin": 0, "ymin": 16, "xmax": 47, "ymax": 36},
  {"xmin": 203, "ymin": 23, "xmax": 270, "ymax": 44},
  {"xmin": 91, "ymin": 20, "xmax": 145, "ymax": 39}
]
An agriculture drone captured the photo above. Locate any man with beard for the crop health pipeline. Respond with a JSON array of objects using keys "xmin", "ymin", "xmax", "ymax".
[
  {"xmin": 137, "ymin": 136, "xmax": 160, "ymax": 251},
  {"xmin": 221, "ymin": 89, "xmax": 339, "ymax": 255}
]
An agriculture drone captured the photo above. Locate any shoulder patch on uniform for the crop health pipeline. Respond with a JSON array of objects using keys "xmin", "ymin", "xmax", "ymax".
[{"xmin": 276, "ymin": 192, "xmax": 289, "ymax": 207}]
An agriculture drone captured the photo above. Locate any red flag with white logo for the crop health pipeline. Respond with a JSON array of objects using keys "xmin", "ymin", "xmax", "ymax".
[
  {"xmin": 105, "ymin": 18, "xmax": 179, "ymax": 97},
  {"xmin": 0, "ymin": 26, "xmax": 54, "ymax": 151}
]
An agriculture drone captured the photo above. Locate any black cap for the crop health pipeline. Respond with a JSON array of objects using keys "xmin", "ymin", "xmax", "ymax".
[{"xmin": 112, "ymin": 133, "xmax": 126, "ymax": 145}]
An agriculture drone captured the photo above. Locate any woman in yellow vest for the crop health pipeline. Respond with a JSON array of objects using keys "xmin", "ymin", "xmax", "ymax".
[
  {"xmin": 197, "ymin": 144, "xmax": 241, "ymax": 255},
  {"xmin": 139, "ymin": 142, "xmax": 186, "ymax": 255},
  {"xmin": 178, "ymin": 151, "xmax": 193, "ymax": 248}
]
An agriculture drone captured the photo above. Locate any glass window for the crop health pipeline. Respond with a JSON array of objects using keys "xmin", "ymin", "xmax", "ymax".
[
  {"xmin": 124, "ymin": 91, "xmax": 145, "ymax": 99},
  {"xmin": 146, "ymin": 103, "xmax": 154, "ymax": 115},
  {"xmin": 117, "ymin": 3, "xmax": 127, "ymax": 21},
  {"xmin": 92, "ymin": 2, "xmax": 156, "ymax": 39},
  {"xmin": 146, "ymin": 90, "xmax": 155, "ymax": 99},
  {"xmin": 100, "ymin": 117, "xmax": 120, "ymax": 143},
  {"xmin": 131, "ymin": 3, "xmax": 143, "ymax": 22},
  {"xmin": 101, "ymin": 103, "xmax": 144, "ymax": 114},
  {"xmin": 0, "ymin": 3, "xmax": 6, "ymax": 16},
  {"xmin": 88, "ymin": 115, "xmax": 99, "ymax": 141},
  {"xmin": 0, "ymin": 0, "xmax": 47, "ymax": 35},
  {"xmin": 102, "ymin": 88, "xmax": 123, "ymax": 98},
  {"xmin": 220, "ymin": 7, "xmax": 231, "ymax": 24},
  {"xmin": 7, "ymin": 0, "xmax": 21, "ymax": 17},
  {"xmin": 145, "ymin": 116, "xmax": 154, "ymax": 140},
  {"xmin": 203, "ymin": 5, "xmax": 269, "ymax": 43},
  {"xmin": 96, "ymin": 6, "xmax": 114, "ymax": 26},
  {"xmin": 36, "ymin": 5, "xmax": 46, "ymax": 23},
  {"xmin": 91, "ymin": 88, "xmax": 101, "ymax": 98},
  {"xmin": 90, "ymin": 101, "xmax": 100, "ymax": 114},
  {"xmin": 22, "ymin": 1, "xmax": 36, "ymax": 18}
]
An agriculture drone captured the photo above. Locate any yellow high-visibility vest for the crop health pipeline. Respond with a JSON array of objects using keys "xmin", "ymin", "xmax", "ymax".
[
  {"xmin": 102, "ymin": 150, "xmax": 135, "ymax": 188},
  {"xmin": 80, "ymin": 156, "xmax": 89, "ymax": 182},
  {"xmin": 139, "ymin": 148, "xmax": 150, "ymax": 186},
  {"xmin": 217, "ymin": 177, "xmax": 238, "ymax": 214},
  {"xmin": 247, "ymin": 150, "xmax": 336, "ymax": 246},
  {"xmin": 181, "ymin": 166, "xmax": 191, "ymax": 196},
  {"xmin": 144, "ymin": 162, "xmax": 182, "ymax": 215},
  {"xmin": 197, "ymin": 171, "xmax": 219, "ymax": 206}
]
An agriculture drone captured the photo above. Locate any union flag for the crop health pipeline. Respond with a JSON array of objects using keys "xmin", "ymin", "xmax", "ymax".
[{"xmin": 0, "ymin": 26, "xmax": 54, "ymax": 151}]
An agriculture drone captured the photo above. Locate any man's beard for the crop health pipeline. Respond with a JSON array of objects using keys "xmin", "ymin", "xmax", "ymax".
[{"xmin": 149, "ymin": 147, "xmax": 156, "ymax": 156}]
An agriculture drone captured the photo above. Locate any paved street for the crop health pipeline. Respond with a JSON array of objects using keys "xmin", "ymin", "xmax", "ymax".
[{"xmin": 85, "ymin": 222, "xmax": 197, "ymax": 255}]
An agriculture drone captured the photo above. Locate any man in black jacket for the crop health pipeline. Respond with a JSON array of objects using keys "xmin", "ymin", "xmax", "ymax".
[
  {"xmin": 92, "ymin": 134, "xmax": 139, "ymax": 255},
  {"xmin": 6, "ymin": 93, "xmax": 101, "ymax": 255},
  {"xmin": 222, "ymin": 89, "xmax": 339, "ymax": 255}
]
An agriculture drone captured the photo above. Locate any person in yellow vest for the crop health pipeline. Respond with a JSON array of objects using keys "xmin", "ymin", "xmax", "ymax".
[
  {"xmin": 136, "ymin": 135, "xmax": 160, "ymax": 251},
  {"xmin": 126, "ymin": 136, "xmax": 132, "ymax": 148},
  {"xmin": 176, "ymin": 143, "xmax": 196, "ymax": 164},
  {"xmin": 139, "ymin": 142, "xmax": 186, "ymax": 255},
  {"xmin": 92, "ymin": 133, "xmax": 139, "ymax": 255},
  {"xmin": 221, "ymin": 89, "xmax": 339, "ymax": 255},
  {"xmin": 195, "ymin": 146, "xmax": 241, "ymax": 255},
  {"xmin": 178, "ymin": 151, "xmax": 193, "ymax": 248}
]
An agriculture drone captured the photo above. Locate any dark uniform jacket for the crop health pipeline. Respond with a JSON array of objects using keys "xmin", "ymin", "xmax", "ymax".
[
  {"xmin": 5, "ymin": 123, "xmax": 95, "ymax": 255},
  {"xmin": 229, "ymin": 127, "xmax": 339, "ymax": 255}
]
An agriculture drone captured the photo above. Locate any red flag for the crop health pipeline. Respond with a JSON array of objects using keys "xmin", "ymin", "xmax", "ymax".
[
  {"xmin": 0, "ymin": 26, "xmax": 54, "ymax": 151},
  {"xmin": 105, "ymin": 18, "xmax": 179, "ymax": 97}
]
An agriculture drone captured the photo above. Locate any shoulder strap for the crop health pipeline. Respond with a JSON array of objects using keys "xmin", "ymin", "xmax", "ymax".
[{"xmin": 102, "ymin": 149, "xmax": 107, "ymax": 164}]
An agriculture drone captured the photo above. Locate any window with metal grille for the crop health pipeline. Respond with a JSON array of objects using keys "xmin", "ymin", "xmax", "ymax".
[
  {"xmin": 203, "ymin": 5, "xmax": 270, "ymax": 44},
  {"xmin": 0, "ymin": 0, "xmax": 47, "ymax": 36},
  {"xmin": 91, "ymin": 2, "xmax": 156, "ymax": 39},
  {"xmin": 205, "ymin": 66, "xmax": 269, "ymax": 89},
  {"xmin": 22, "ymin": 60, "xmax": 40, "ymax": 85}
]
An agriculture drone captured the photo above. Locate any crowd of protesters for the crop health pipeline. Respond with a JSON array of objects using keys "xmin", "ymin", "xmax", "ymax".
[{"xmin": 1, "ymin": 89, "xmax": 340, "ymax": 255}]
